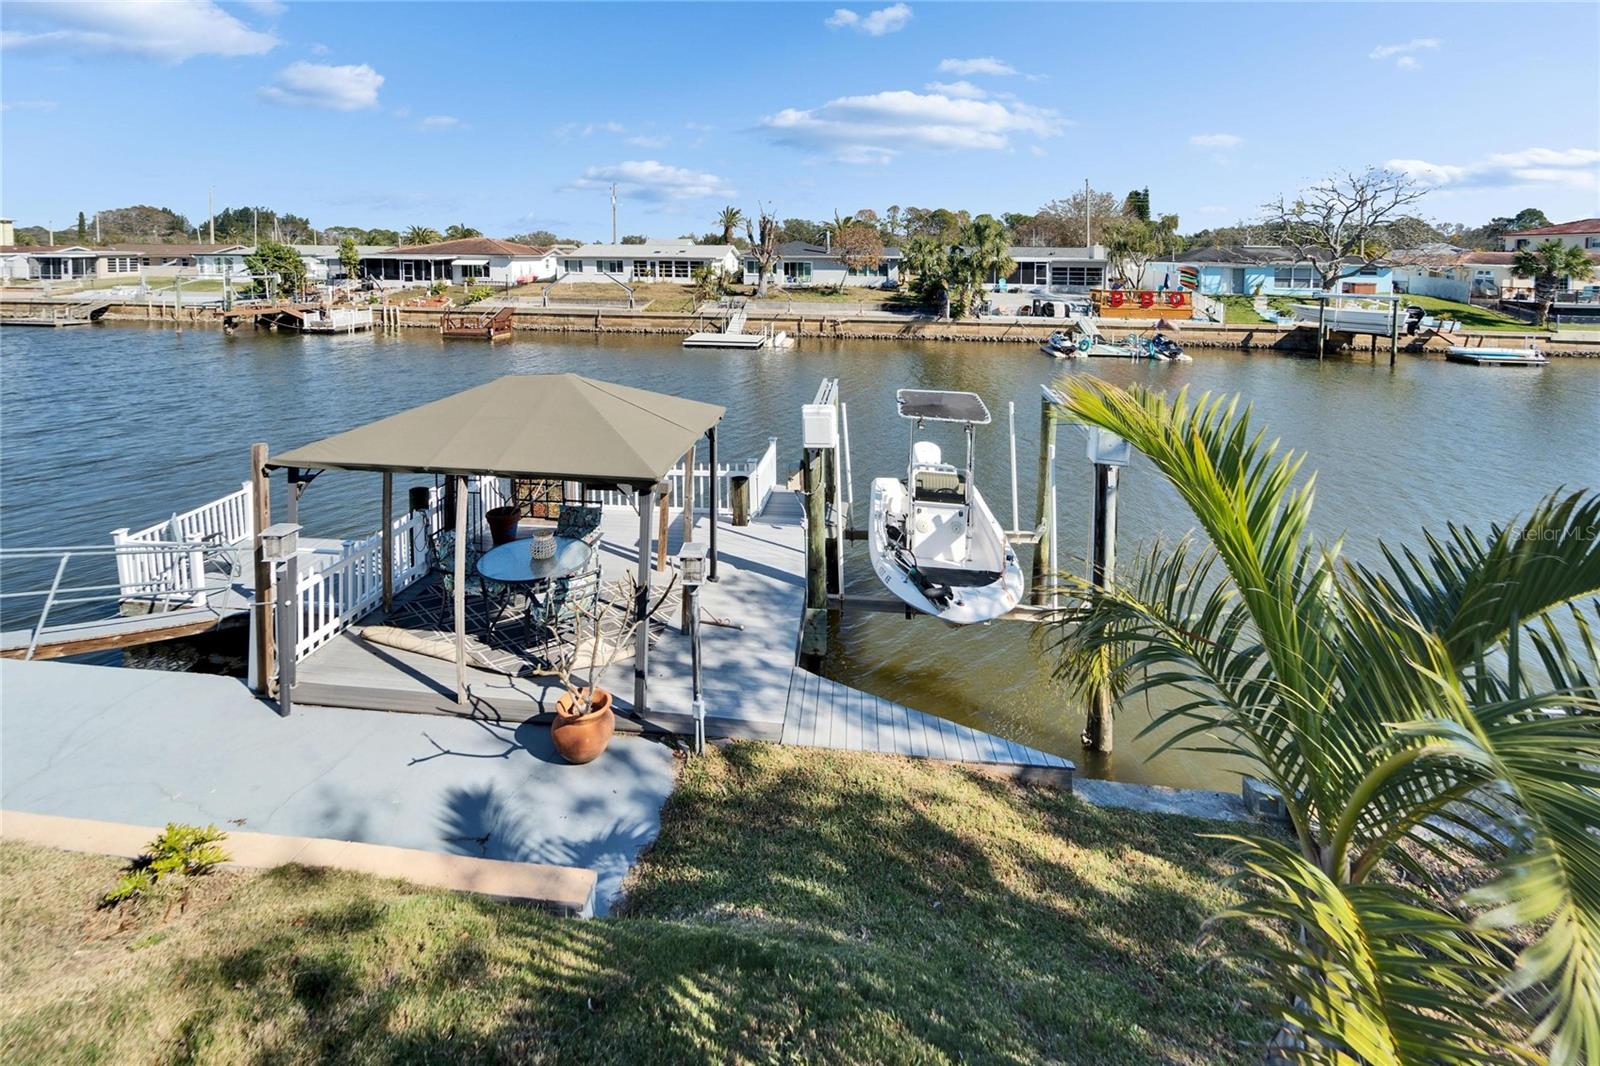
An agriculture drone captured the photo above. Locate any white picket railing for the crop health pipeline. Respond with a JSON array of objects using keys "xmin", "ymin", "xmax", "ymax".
[
  {"xmin": 293, "ymin": 509, "xmax": 431, "ymax": 660},
  {"xmin": 110, "ymin": 482, "xmax": 254, "ymax": 602},
  {"xmin": 590, "ymin": 437, "xmax": 779, "ymax": 515}
]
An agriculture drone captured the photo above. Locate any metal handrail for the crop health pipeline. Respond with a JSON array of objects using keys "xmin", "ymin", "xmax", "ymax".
[{"xmin": 1, "ymin": 541, "xmax": 220, "ymax": 659}]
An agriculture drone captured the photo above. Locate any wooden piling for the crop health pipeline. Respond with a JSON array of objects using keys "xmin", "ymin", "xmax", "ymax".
[
  {"xmin": 1083, "ymin": 461, "xmax": 1119, "ymax": 753},
  {"xmin": 1029, "ymin": 393, "xmax": 1059, "ymax": 601},
  {"xmin": 802, "ymin": 447, "xmax": 828, "ymax": 659},
  {"xmin": 730, "ymin": 474, "xmax": 750, "ymax": 527},
  {"xmin": 250, "ymin": 443, "xmax": 274, "ymax": 696}
]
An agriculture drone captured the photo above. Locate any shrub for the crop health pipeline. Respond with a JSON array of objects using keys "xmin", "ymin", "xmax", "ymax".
[
  {"xmin": 103, "ymin": 823, "xmax": 229, "ymax": 906},
  {"xmin": 462, "ymin": 285, "xmax": 496, "ymax": 305}
]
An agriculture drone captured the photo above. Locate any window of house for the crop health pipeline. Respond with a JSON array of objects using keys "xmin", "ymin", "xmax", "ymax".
[
  {"xmin": 745, "ymin": 259, "xmax": 759, "ymax": 274},
  {"xmin": 564, "ymin": 259, "xmax": 584, "ymax": 272},
  {"xmin": 597, "ymin": 259, "xmax": 623, "ymax": 274},
  {"xmin": 1586, "ymin": 236, "xmax": 1600, "ymax": 249},
  {"xmin": 783, "ymin": 261, "xmax": 813, "ymax": 281},
  {"xmin": 1273, "ymin": 266, "xmax": 1317, "ymax": 288},
  {"xmin": 667, "ymin": 260, "xmax": 690, "ymax": 279},
  {"xmin": 633, "ymin": 260, "xmax": 656, "ymax": 278},
  {"xmin": 459, "ymin": 263, "xmax": 488, "ymax": 279}
]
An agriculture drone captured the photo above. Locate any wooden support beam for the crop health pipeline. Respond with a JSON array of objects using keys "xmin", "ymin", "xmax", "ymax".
[
  {"xmin": 277, "ymin": 469, "xmax": 302, "ymax": 717},
  {"xmin": 1083, "ymin": 462, "xmax": 1119, "ymax": 753},
  {"xmin": 802, "ymin": 447, "xmax": 828, "ymax": 660},
  {"xmin": 655, "ymin": 484, "xmax": 670, "ymax": 571},
  {"xmin": 634, "ymin": 485, "xmax": 654, "ymax": 715},
  {"xmin": 250, "ymin": 442, "xmax": 273, "ymax": 696},
  {"xmin": 1029, "ymin": 393, "xmax": 1058, "ymax": 601}
]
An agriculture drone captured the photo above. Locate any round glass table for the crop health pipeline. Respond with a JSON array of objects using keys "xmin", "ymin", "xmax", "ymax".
[
  {"xmin": 476, "ymin": 535, "xmax": 593, "ymax": 586},
  {"xmin": 475, "ymin": 535, "xmax": 595, "ymax": 636}
]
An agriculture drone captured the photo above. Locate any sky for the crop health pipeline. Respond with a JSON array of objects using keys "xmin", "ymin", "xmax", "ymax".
[{"xmin": 2, "ymin": 0, "xmax": 1597, "ymax": 242}]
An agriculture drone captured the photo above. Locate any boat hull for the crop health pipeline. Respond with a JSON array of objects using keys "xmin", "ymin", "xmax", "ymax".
[
  {"xmin": 868, "ymin": 478, "xmax": 1025, "ymax": 625},
  {"xmin": 1445, "ymin": 346, "xmax": 1547, "ymax": 366}
]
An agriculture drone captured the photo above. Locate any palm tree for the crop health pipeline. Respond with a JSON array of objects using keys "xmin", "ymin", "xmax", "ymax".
[
  {"xmin": 1512, "ymin": 239, "xmax": 1595, "ymax": 326},
  {"xmin": 716, "ymin": 206, "xmax": 744, "ymax": 246},
  {"xmin": 402, "ymin": 225, "xmax": 441, "ymax": 246},
  {"xmin": 443, "ymin": 223, "xmax": 482, "ymax": 240},
  {"xmin": 950, "ymin": 214, "xmax": 1013, "ymax": 317},
  {"xmin": 1045, "ymin": 379, "xmax": 1600, "ymax": 1063}
]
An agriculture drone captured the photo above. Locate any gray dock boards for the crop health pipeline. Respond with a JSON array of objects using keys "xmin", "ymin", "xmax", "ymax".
[{"xmin": 781, "ymin": 666, "xmax": 1074, "ymax": 785}]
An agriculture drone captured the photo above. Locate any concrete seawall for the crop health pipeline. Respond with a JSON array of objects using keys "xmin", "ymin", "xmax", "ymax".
[{"xmin": 6, "ymin": 296, "xmax": 1598, "ymax": 356}]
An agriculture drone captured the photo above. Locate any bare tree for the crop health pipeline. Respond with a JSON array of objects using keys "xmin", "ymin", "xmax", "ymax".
[
  {"xmin": 745, "ymin": 206, "xmax": 782, "ymax": 297},
  {"xmin": 833, "ymin": 218, "xmax": 884, "ymax": 293},
  {"xmin": 1262, "ymin": 167, "xmax": 1428, "ymax": 290}
]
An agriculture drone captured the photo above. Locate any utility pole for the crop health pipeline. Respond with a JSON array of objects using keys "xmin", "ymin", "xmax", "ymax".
[
  {"xmin": 252, "ymin": 208, "xmax": 259, "ymax": 247},
  {"xmin": 208, "ymin": 186, "xmax": 215, "ymax": 245},
  {"xmin": 1084, "ymin": 178, "xmax": 1091, "ymax": 248},
  {"xmin": 94, "ymin": 211, "xmax": 100, "ymax": 243},
  {"xmin": 610, "ymin": 183, "xmax": 618, "ymax": 243}
]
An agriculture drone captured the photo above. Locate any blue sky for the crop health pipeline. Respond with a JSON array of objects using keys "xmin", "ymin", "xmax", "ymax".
[{"xmin": 2, "ymin": 1, "xmax": 1597, "ymax": 241}]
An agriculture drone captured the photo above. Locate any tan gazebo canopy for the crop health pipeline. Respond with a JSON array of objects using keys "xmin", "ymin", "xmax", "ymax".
[
  {"xmin": 268, "ymin": 373, "xmax": 725, "ymax": 485},
  {"xmin": 261, "ymin": 373, "xmax": 726, "ymax": 720}
]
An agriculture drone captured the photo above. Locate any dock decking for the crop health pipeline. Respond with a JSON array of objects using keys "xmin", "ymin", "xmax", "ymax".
[{"xmin": 292, "ymin": 492, "xmax": 1073, "ymax": 783}]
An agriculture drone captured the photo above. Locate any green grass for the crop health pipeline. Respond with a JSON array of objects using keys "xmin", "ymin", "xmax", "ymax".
[
  {"xmin": 1216, "ymin": 294, "xmax": 1269, "ymax": 324},
  {"xmin": 1394, "ymin": 294, "xmax": 1539, "ymax": 332},
  {"xmin": 0, "ymin": 744, "xmax": 1269, "ymax": 1064}
]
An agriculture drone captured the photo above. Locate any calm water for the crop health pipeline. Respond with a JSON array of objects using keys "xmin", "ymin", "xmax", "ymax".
[{"xmin": 3, "ymin": 324, "xmax": 1597, "ymax": 788}]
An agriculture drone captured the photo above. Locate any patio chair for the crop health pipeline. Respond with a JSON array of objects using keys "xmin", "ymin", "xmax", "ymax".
[
  {"xmin": 530, "ymin": 562, "xmax": 602, "ymax": 642},
  {"xmin": 427, "ymin": 527, "xmax": 516, "ymax": 625},
  {"xmin": 553, "ymin": 503, "xmax": 603, "ymax": 547}
]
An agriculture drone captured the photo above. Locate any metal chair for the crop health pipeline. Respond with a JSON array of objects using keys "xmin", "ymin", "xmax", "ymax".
[{"xmin": 554, "ymin": 503, "xmax": 603, "ymax": 547}]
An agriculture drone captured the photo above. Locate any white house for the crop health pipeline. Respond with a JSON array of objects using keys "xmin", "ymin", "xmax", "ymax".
[
  {"xmin": 743, "ymin": 241, "xmax": 902, "ymax": 288},
  {"xmin": 360, "ymin": 238, "xmax": 560, "ymax": 286},
  {"xmin": 999, "ymin": 246, "xmax": 1109, "ymax": 292},
  {"xmin": 1503, "ymin": 218, "xmax": 1600, "ymax": 253},
  {"xmin": 559, "ymin": 241, "xmax": 739, "ymax": 283}
]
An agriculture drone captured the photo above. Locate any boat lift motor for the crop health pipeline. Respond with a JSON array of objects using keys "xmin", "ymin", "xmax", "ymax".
[{"xmin": 678, "ymin": 541, "xmax": 709, "ymax": 754}]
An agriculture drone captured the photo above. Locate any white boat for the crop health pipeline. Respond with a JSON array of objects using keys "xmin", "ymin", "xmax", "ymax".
[
  {"xmin": 1041, "ymin": 330, "xmax": 1086, "ymax": 358},
  {"xmin": 868, "ymin": 390, "xmax": 1026, "ymax": 624},
  {"xmin": 1290, "ymin": 302, "xmax": 1395, "ymax": 334}
]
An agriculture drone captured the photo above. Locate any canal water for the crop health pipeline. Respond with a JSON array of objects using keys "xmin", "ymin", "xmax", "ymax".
[{"xmin": 3, "ymin": 324, "xmax": 1596, "ymax": 788}]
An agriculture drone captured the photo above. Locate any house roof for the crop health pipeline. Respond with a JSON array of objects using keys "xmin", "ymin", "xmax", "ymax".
[
  {"xmin": 1462, "ymin": 250, "xmax": 1600, "ymax": 266},
  {"xmin": 772, "ymin": 242, "xmax": 903, "ymax": 260},
  {"xmin": 1179, "ymin": 246, "xmax": 1379, "ymax": 266},
  {"xmin": 268, "ymin": 374, "xmax": 725, "ymax": 486},
  {"xmin": 569, "ymin": 242, "xmax": 736, "ymax": 258},
  {"xmin": 1007, "ymin": 245, "xmax": 1104, "ymax": 260},
  {"xmin": 1504, "ymin": 218, "xmax": 1600, "ymax": 238},
  {"xmin": 375, "ymin": 237, "xmax": 555, "ymax": 258},
  {"xmin": 1, "ymin": 244, "xmax": 100, "ymax": 256}
]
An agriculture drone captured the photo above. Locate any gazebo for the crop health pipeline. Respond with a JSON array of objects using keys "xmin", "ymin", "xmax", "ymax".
[{"xmin": 264, "ymin": 373, "xmax": 725, "ymax": 716}]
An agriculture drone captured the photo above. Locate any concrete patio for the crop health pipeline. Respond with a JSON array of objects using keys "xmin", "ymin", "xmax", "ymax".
[{"xmin": 0, "ymin": 658, "xmax": 679, "ymax": 915}]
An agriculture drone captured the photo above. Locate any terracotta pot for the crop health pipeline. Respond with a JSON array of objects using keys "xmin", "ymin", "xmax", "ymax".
[
  {"xmin": 551, "ymin": 687, "xmax": 614, "ymax": 764},
  {"xmin": 485, "ymin": 506, "xmax": 520, "ymax": 546}
]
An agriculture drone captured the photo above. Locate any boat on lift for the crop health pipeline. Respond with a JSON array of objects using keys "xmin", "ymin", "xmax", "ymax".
[{"xmin": 868, "ymin": 389, "xmax": 1026, "ymax": 624}]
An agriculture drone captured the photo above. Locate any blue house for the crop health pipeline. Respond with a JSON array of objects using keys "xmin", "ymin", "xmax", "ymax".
[{"xmin": 1176, "ymin": 246, "xmax": 1393, "ymax": 296}]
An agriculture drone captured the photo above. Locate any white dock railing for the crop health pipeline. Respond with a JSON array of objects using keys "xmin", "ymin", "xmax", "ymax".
[
  {"xmin": 590, "ymin": 437, "xmax": 779, "ymax": 515},
  {"xmin": 110, "ymin": 482, "xmax": 253, "ymax": 602},
  {"xmin": 292, "ymin": 510, "xmax": 431, "ymax": 660}
]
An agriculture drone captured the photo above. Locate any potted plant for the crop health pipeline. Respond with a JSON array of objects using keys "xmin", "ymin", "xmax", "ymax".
[{"xmin": 537, "ymin": 572, "xmax": 678, "ymax": 764}]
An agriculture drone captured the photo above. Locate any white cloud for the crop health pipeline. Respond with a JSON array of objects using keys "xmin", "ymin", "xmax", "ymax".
[
  {"xmin": 762, "ymin": 88, "xmax": 1064, "ymax": 163},
  {"xmin": 1, "ymin": 0, "xmax": 277, "ymax": 61},
  {"xmin": 260, "ymin": 61, "xmax": 383, "ymax": 111},
  {"xmin": 938, "ymin": 56, "xmax": 1017, "ymax": 76},
  {"xmin": 924, "ymin": 79, "xmax": 987, "ymax": 99},
  {"xmin": 627, "ymin": 134, "xmax": 671, "ymax": 148},
  {"xmin": 1369, "ymin": 37, "xmax": 1439, "ymax": 68},
  {"xmin": 825, "ymin": 3, "xmax": 913, "ymax": 36},
  {"xmin": 570, "ymin": 160, "xmax": 734, "ymax": 201},
  {"xmin": 0, "ymin": 99, "xmax": 59, "ymax": 112},
  {"xmin": 1189, "ymin": 132, "xmax": 1242, "ymax": 148},
  {"xmin": 236, "ymin": 0, "xmax": 286, "ymax": 15},
  {"xmin": 1388, "ymin": 147, "xmax": 1600, "ymax": 191},
  {"xmin": 417, "ymin": 115, "xmax": 460, "ymax": 131}
]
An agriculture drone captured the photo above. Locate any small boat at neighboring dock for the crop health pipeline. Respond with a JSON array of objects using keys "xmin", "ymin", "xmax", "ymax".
[
  {"xmin": 1041, "ymin": 330, "xmax": 1087, "ymax": 358},
  {"xmin": 1445, "ymin": 345, "xmax": 1548, "ymax": 367},
  {"xmin": 868, "ymin": 389, "xmax": 1025, "ymax": 625},
  {"xmin": 1290, "ymin": 301, "xmax": 1394, "ymax": 334}
]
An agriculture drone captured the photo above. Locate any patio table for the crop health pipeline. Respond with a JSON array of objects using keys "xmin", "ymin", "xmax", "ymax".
[{"xmin": 474, "ymin": 535, "xmax": 594, "ymax": 635}]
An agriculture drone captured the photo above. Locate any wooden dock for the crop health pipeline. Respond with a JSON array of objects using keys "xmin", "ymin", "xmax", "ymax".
[
  {"xmin": 782, "ymin": 667, "xmax": 1073, "ymax": 784},
  {"xmin": 442, "ymin": 305, "xmax": 514, "ymax": 341},
  {"xmin": 290, "ymin": 492, "xmax": 1073, "ymax": 783}
]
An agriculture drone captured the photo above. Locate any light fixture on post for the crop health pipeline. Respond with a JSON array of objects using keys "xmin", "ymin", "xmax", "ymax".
[
  {"xmin": 678, "ymin": 540, "xmax": 709, "ymax": 753},
  {"xmin": 259, "ymin": 522, "xmax": 302, "ymax": 562}
]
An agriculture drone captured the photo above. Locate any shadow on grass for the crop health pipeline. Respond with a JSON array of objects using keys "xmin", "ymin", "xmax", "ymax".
[{"xmin": 7, "ymin": 745, "xmax": 1272, "ymax": 1065}]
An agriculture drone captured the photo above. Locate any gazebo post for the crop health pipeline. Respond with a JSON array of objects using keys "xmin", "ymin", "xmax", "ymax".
[
  {"xmin": 453, "ymin": 474, "xmax": 468, "ymax": 705},
  {"xmin": 277, "ymin": 467, "xmax": 303, "ymax": 718},
  {"xmin": 635, "ymin": 483, "xmax": 654, "ymax": 715},
  {"xmin": 706, "ymin": 424, "xmax": 719, "ymax": 581}
]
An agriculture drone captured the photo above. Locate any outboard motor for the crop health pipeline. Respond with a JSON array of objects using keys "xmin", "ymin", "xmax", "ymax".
[{"xmin": 1405, "ymin": 305, "xmax": 1425, "ymax": 336}]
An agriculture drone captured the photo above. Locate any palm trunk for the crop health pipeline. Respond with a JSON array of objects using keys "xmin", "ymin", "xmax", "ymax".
[{"xmin": 1536, "ymin": 275, "xmax": 1555, "ymax": 327}]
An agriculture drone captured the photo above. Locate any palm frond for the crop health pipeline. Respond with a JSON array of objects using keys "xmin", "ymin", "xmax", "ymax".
[{"xmin": 1205, "ymin": 834, "xmax": 1538, "ymax": 1066}]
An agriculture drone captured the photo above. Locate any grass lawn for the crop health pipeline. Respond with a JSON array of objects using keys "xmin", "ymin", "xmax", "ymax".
[
  {"xmin": 0, "ymin": 744, "xmax": 1270, "ymax": 1064},
  {"xmin": 501, "ymin": 281, "xmax": 700, "ymax": 312},
  {"xmin": 1216, "ymin": 294, "xmax": 1269, "ymax": 325},
  {"xmin": 1394, "ymin": 294, "xmax": 1539, "ymax": 332}
]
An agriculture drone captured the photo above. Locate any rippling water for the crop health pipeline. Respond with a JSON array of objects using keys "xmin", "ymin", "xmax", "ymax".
[{"xmin": 3, "ymin": 324, "xmax": 1596, "ymax": 788}]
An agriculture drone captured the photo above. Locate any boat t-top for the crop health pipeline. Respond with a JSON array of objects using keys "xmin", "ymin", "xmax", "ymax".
[{"xmin": 868, "ymin": 389, "xmax": 1026, "ymax": 624}]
